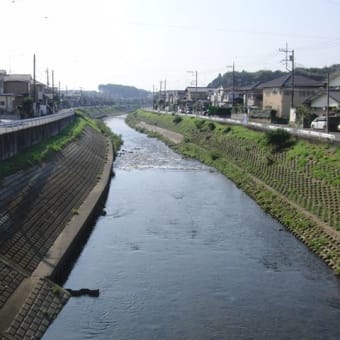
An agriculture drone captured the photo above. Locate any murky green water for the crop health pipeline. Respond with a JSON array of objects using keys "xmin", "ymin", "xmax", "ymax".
[{"xmin": 44, "ymin": 115, "xmax": 340, "ymax": 340}]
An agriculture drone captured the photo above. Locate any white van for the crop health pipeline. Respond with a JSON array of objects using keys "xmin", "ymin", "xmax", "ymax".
[{"xmin": 311, "ymin": 116, "xmax": 326, "ymax": 130}]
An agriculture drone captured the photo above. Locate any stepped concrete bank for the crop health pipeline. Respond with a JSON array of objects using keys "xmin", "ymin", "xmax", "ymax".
[{"xmin": 0, "ymin": 126, "xmax": 113, "ymax": 339}]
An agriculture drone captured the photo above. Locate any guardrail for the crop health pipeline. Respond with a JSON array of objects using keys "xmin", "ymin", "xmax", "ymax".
[{"xmin": 0, "ymin": 109, "xmax": 75, "ymax": 135}]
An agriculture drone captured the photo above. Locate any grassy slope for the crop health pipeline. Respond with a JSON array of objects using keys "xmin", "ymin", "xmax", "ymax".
[{"xmin": 127, "ymin": 109, "xmax": 340, "ymax": 275}]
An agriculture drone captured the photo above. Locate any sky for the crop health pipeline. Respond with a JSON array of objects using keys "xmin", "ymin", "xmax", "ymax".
[{"xmin": 1, "ymin": 0, "xmax": 340, "ymax": 92}]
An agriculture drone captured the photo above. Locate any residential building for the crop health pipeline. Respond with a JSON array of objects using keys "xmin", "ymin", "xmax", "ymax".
[
  {"xmin": 3, "ymin": 74, "xmax": 47, "ymax": 115},
  {"xmin": 210, "ymin": 86, "xmax": 228, "ymax": 107},
  {"xmin": 329, "ymin": 70, "xmax": 340, "ymax": 88},
  {"xmin": 185, "ymin": 87, "xmax": 215, "ymax": 112},
  {"xmin": 241, "ymin": 82, "xmax": 263, "ymax": 111},
  {"xmin": 0, "ymin": 94, "xmax": 16, "ymax": 114},
  {"xmin": 260, "ymin": 74, "xmax": 321, "ymax": 118},
  {"xmin": 165, "ymin": 90, "xmax": 186, "ymax": 112},
  {"xmin": 0, "ymin": 70, "xmax": 6, "ymax": 94},
  {"xmin": 308, "ymin": 91, "xmax": 340, "ymax": 113}
]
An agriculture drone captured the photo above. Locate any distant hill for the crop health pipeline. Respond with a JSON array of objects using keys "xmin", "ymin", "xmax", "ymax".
[
  {"xmin": 98, "ymin": 84, "xmax": 151, "ymax": 99},
  {"xmin": 208, "ymin": 64, "xmax": 340, "ymax": 88}
]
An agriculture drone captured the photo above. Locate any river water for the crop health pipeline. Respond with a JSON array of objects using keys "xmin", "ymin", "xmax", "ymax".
[{"xmin": 44, "ymin": 115, "xmax": 340, "ymax": 340}]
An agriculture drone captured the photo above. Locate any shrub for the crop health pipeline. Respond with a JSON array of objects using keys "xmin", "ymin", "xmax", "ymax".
[
  {"xmin": 264, "ymin": 129, "xmax": 292, "ymax": 151},
  {"xmin": 195, "ymin": 119, "xmax": 205, "ymax": 130},
  {"xmin": 173, "ymin": 115, "xmax": 182, "ymax": 124},
  {"xmin": 207, "ymin": 122, "xmax": 216, "ymax": 131}
]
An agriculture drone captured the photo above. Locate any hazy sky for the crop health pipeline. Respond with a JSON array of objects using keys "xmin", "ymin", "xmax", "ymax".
[{"xmin": 2, "ymin": 0, "xmax": 340, "ymax": 91}]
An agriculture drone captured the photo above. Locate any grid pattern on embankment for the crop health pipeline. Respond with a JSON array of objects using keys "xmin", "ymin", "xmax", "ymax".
[
  {"xmin": 5, "ymin": 278, "xmax": 69, "ymax": 340},
  {"xmin": 191, "ymin": 131, "xmax": 340, "ymax": 232},
  {"xmin": 186, "ymin": 128, "xmax": 340, "ymax": 270},
  {"xmin": 0, "ymin": 125, "xmax": 108, "ymax": 339},
  {"xmin": 0, "ymin": 126, "xmax": 107, "ymax": 274}
]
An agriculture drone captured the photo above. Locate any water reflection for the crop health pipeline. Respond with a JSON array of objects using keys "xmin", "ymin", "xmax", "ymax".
[{"xmin": 44, "ymin": 115, "xmax": 340, "ymax": 340}]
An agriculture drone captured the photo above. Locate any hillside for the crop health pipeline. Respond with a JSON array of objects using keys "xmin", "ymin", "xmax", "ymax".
[
  {"xmin": 208, "ymin": 64, "xmax": 340, "ymax": 88},
  {"xmin": 98, "ymin": 83, "xmax": 151, "ymax": 100}
]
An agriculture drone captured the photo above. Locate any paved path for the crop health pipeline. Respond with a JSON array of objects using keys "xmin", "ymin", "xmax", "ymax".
[{"xmin": 137, "ymin": 121, "xmax": 184, "ymax": 144}]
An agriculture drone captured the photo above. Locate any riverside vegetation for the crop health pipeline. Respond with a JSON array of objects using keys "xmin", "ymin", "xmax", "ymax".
[
  {"xmin": 126, "ymin": 109, "xmax": 340, "ymax": 275},
  {"xmin": 0, "ymin": 108, "xmax": 122, "ymax": 180}
]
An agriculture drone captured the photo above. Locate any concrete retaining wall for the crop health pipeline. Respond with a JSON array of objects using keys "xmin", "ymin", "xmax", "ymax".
[{"xmin": 0, "ymin": 111, "xmax": 75, "ymax": 161}]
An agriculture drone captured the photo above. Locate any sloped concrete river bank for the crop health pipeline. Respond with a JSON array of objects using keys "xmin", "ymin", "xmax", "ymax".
[{"xmin": 44, "ymin": 115, "xmax": 340, "ymax": 340}]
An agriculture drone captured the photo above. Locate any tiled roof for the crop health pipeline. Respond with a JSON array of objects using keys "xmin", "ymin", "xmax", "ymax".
[
  {"xmin": 259, "ymin": 74, "xmax": 322, "ymax": 88},
  {"xmin": 330, "ymin": 90, "xmax": 340, "ymax": 102},
  {"xmin": 4, "ymin": 74, "xmax": 32, "ymax": 82},
  {"xmin": 240, "ymin": 81, "xmax": 263, "ymax": 91},
  {"xmin": 305, "ymin": 90, "xmax": 340, "ymax": 104},
  {"xmin": 186, "ymin": 87, "xmax": 215, "ymax": 92}
]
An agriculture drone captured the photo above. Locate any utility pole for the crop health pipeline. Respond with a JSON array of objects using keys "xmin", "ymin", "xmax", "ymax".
[
  {"xmin": 290, "ymin": 50, "xmax": 295, "ymax": 109},
  {"xmin": 326, "ymin": 72, "xmax": 330, "ymax": 133},
  {"xmin": 46, "ymin": 68, "xmax": 49, "ymax": 87},
  {"xmin": 52, "ymin": 70, "xmax": 54, "ymax": 113},
  {"xmin": 187, "ymin": 70, "xmax": 198, "ymax": 113},
  {"xmin": 279, "ymin": 44, "xmax": 295, "ymax": 108},
  {"xmin": 232, "ymin": 62, "xmax": 235, "ymax": 109},
  {"xmin": 280, "ymin": 43, "xmax": 290, "ymax": 71},
  {"xmin": 226, "ymin": 63, "xmax": 235, "ymax": 109},
  {"xmin": 159, "ymin": 80, "xmax": 162, "ymax": 110},
  {"xmin": 164, "ymin": 79, "xmax": 167, "ymax": 110},
  {"xmin": 33, "ymin": 54, "xmax": 36, "ymax": 115},
  {"xmin": 152, "ymin": 84, "xmax": 155, "ymax": 110}
]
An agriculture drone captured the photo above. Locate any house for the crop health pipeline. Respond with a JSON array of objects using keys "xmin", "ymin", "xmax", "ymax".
[
  {"xmin": 165, "ymin": 90, "xmax": 186, "ymax": 112},
  {"xmin": 260, "ymin": 74, "xmax": 321, "ymax": 118},
  {"xmin": 0, "ymin": 94, "xmax": 17, "ymax": 114},
  {"xmin": 329, "ymin": 70, "xmax": 340, "ymax": 88},
  {"xmin": 0, "ymin": 70, "xmax": 6, "ymax": 94},
  {"xmin": 185, "ymin": 87, "xmax": 215, "ymax": 111},
  {"xmin": 210, "ymin": 86, "xmax": 225, "ymax": 107},
  {"xmin": 306, "ymin": 91, "xmax": 340, "ymax": 114},
  {"xmin": 241, "ymin": 81, "xmax": 263, "ymax": 111},
  {"xmin": 3, "ymin": 74, "xmax": 47, "ymax": 115},
  {"xmin": 185, "ymin": 87, "xmax": 215, "ymax": 101},
  {"xmin": 4, "ymin": 74, "xmax": 32, "ymax": 96}
]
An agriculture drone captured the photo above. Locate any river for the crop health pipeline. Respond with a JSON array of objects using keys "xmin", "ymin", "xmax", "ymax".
[{"xmin": 44, "ymin": 115, "xmax": 340, "ymax": 340}]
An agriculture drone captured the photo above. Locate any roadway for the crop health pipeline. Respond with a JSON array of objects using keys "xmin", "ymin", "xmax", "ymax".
[{"xmin": 0, "ymin": 109, "xmax": 75, "ymax": 135}]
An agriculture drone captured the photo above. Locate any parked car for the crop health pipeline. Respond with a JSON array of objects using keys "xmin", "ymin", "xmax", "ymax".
[{"xmin": 311, "ymin": 116, "xmax": 326, "ymax": 130}]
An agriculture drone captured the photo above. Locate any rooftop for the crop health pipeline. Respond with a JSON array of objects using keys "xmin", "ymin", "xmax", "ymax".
[{"xmin": 260, "ymin": 74, "xmax": 322, "ymax": 89}]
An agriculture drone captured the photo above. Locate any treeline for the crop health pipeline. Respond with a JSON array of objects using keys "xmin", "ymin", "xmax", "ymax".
[{"xmin": 208, "ymin": 64, "xmax": 340, "ymax": 88}]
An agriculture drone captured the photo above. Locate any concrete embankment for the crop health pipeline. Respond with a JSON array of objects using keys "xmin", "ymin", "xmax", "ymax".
[{"xmin": 0, "ymin": 126, "xmax": 114, "ymax": 340}]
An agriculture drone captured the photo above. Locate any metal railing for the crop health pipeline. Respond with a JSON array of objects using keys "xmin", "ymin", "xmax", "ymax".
[{"xmin": 0, "ymin": 109, "xmax": 75, "ymax": 135}]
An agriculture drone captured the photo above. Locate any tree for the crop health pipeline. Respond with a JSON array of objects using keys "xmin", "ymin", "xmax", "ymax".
[
  {"xmin": 296, "ymin": 105, "xmax": 317, "ymax": 128},
  {"xmin": 21, "ymin": 97, "xmax": 34, "ymax": 117}
]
